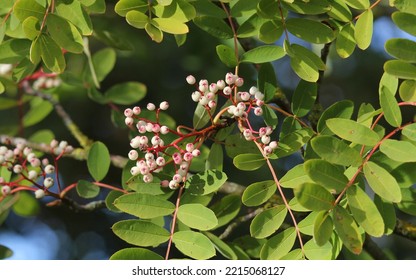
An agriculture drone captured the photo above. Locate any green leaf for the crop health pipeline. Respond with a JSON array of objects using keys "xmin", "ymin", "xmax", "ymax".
[
  {"xmin": 112, "ymin": 219, "xmax": 170, "ymax": 247},
  {"xmin": 332, "ymin": 205, "xmax": 363, "ymax": 255},
  {"xmin": 291, "ymin": 80, "xmax": 317, "ymax": 117},
  {"xmin": 92, "ymin": 48, "xmax": 116, "ymax": 82},
  {"xmin": 38, "ymin": 34, "xmax": 66, "ymax": 73},
  {"xmin": 104, "ymin": 82, "xmax": 146, "ymax": 105},
  {"xmin": 385, "ymin": 38, "xmax": 416, "ymax": 63},
  {"xmin": 115, "ymin": 0, "xmax": 148, "ymax": 16},
  {"xmin": 280, "ymin": 164, "xmax": 314, "ymax": 189},
  {"xmin": 262, "ymin": 105, "xmax": 278, "ymax": 128},
  {"xmin": 258, "ymin": 20, "xmax": 283, "ymax": 43},
  {"xmin": 328, "ymin": 0, "xmax": 352, "ymax": 22},
  {"xmin": 354, "ymin": 9, "xmax": 373, "ymax": 50},
  {"xmin": 311, "ymin": 136, "xmax": 363, "ymax": 167},
  {"xmin": 380, "ymin": 139, "xmax": 416, "ymax": 162},
  {"xmin": 216, "ymin": 44, "xmax": 238, "ymax": 67},
  {"xmin": 193, "ymin": 16, "xmax": 233, "ymax": 39},
  {"xmin": 294, "ymin": 183, "xmax": 335, "ymax": 211},
  {"xmin": 298, "ymin": 211, "xmax": 320, "ymax": 236},
  {"xmin": 257, "ymin": 0, "xmax": 282, "ymax": 19},
  {"xmin": 233, "ymin": 153, "xmax": 266, "ymax": 171},
  {"xmin": 177, "ymin": 203, "xmax": 218, "ymax": 230},
  {"xmin": 286, "ymin": 18, "xmax": 335, "ymax": 44},
  {"xmin": 87, "ymin": 141, "xmax": 111, "ymax": 181},
  {"xmin": 392, "ymin": 12, "xmax": 416, "ymax": 36},
  {"xmin": 326, "ymin": 118, "xmax": 380, "ymax": 146},
  {"xmin": 346, "ymin": 185, "xmax": 385, "ymax": 237},
  {"xmin": 0, "ymin": 82, "xmax": 4, "ymax": 94},
  {"xmin": 396, "ymin": 187, "xmax": 416, "ymax": 216},
  {"xmin": 193, "ymin": 95, "xmax": 217, "ymax": 129},
  {"xmin": 206, "ymin": 143, "xmax": 223, "ymax": 171},
  {"xmin": 399, "ymin": 80, "xmax": 416, "ymax": 102},
  {"xmin": 250, "ymin": 205, "xmax": 287, "ymax": 239},
  {"xmin": 317, "ymin": 100, "xmax": 354, "ymax": 135},
  {"xmin": 393, "ymin": 0, "xmax": 416, "ymax": 14},
  {"xmin": 242, "ymin": 180, "xmax": 277, "ymax": 207},
  {"xmin": 186, "ymin": 169, "xmax": 227, "ymax": 195},
  {"xmin": 12, "ymin": 191, "xmax": 40, "ymax": 217},
  {"xmin": 13, "ymin": 0, "xmax": 45, "ymax": 22},
  {"xmin": 260, "ymin": 227, "xmax": 297, "ymax": 260},
  {"xmin": 22, "ymin": 16, "xmax": 40, "ymax": 40},
  {"xmin": 257, "ymin": 62, "xmax": 277, "ymax": 102},
  {"xmin": 172, "ymin": 231, "xmax": 216, "ymax": 260},
  {"xmin": 304, "ymin": 239, "xmax": 333, "ymax": 260},
  {"xmin": 0, "ymin": 245, "xmax": 13, "ymax": 260},
  {"xmin": 280, "ymin": 116, "xmax": 301, "ymax": 138},
  {"xmin": 110, "ymin": 248, "xmax": 163, "ymax": 260},
  {"xmin": 345, "ymin": 0, "xmax": 370, "ymax": 9},
  {"xmin": 0, "ymin": 39, "xmax": 28, "ymax": 64},
  {"xmin": 384, "ymin": 60, "xmax": 416, "ymax": 80},
  {"xmin": 153, "ymin": 17, "xmax": 189, "ymax": 34},
  {"xmin": 76, "ymin": 180, "xmax": 100, "ymax": 198},
  {"xmin": 274, "ymin": 128, "xmax": 313, "ymax": 158},
  {"xmin": 391, "ymin": 162, "xmax": 416, "ymax": 188},
  {"xmin": 55, "ymin": 0, "xmax": 93, "ymax": 35},
  {"xmin": 304, "ymin": 159, "xmax": 349, "ymax": 193},
  {"xmin": 22, "ymin": 97, "xmax": 53, "ymax": 127},
  {"xmin": 225, "ymin": 134, "xmax": 259, "ymax": 158},
  {"xmin": 287, "ymin": 44, "xmax": 325, "ymax": 82},
  {"xmin": 282, "ymin": 0, "xmax": 331, "ymax": 15},
  {"xmin": 114, "ymin": 193, "xmax": 175, "ymax": 219},
  {"xmin": 336, "ymin": 23, "xmax": 356, "ymax": 58},
  {"xmin": 105, "ymin": 190, "xmax": 123, "ymax": 213},
  {"xmin": 374, "ymin": 195, "xmax": 396, "ymax": 235},
  {"xmin": 314, "ymin": 211, "xmax": 333, "ymax": 246},
  {"xmin": 46, "ymin": 14, "xmax": 84, "ymax": 53},
  {"xmin": 126, "ymin": 10, "xmax": 148, "ymax": 29},
  {"xmin": 240, "ymin": 45, "xmax": 285, "ymax": 64},
  {"xmin": 211, "ymin": 194, "xmax": 241, "ymax": 228},
  {"xmin": 402, "ymin": 123, "xmax": 416, "ymax": 141},
  {"xmin": 203, "ymin": 232, "xmax": 237, "ymax": 260},
  {"xmin": 154, "ymin": 0, "xmax": 196, "ymax": 22},
  {"xmin": 363, "ymin": 161, "xmax": 402, "ymax": 203}
]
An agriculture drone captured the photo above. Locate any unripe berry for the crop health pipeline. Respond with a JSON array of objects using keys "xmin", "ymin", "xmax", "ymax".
[
  {"xmin": 216, "ymin": 79, "xmax": 226, "ymax": 90},
  {"xmin": 125, "ymin": 117, "xmax": 134, "ymax": 126},
  {"xmin": 264, "ymin": 146, "xmax": 273, "ymax": 156},
  {"xmin": 152, "ymin": 123, "xmax": 161, "ymax": 133},
  {"xmin": 198, "ymin": 79, "xmax": 208, "ymax": 92},
  {"xmin": 145, "ymin": 153, "xmax": 154, "ymax": 161},
  {"xmin": 4, "ymin": 150, "xmax": 13, "ymax": 160},
  {"xmin": 130, "ymin": 166, "xmax": 140, "ymax": 176},
  {"xmin": 50, "ymin": 139, "xmax": 59, "ymax": 148},
  {"xmin": 266, "ymin": 126, "xmax": 273, "ymax": 135},
  {"xmin": 269, "ymin": 141, "xmax": 278, "ymax": 149},
  {"xmin": 173, "ymin": 153, "xmax": 182, "ymax": 164},
  {"xmin": 44, "ymin": 164, "xmax": 55, "ymax": 174},
  {"xmin": 239, "ymin": 91, "xmax": 250, "ymax": 101},
  {"xmin": 35, "ymin": 189, "xmax": 45, "ymax": 199},
  {"xmin": 233, "ymin": 107, "xmax": 244, "ymax": 117},
  {"xmin": 139, "ymin": 136, "xmax": 149, "ymax": 145},
  {"xmin": 138, "ymin": 125, "xmax": 146, "ymax": 134},
  {"xmin": 169, "ymin": 180, "xmax": 177, "ymax": 190},
  {"xmin": 173, "ymin": 174, "xmax": 183, "ymax": 183},
  {"xmin": 186, "ymin": 143, "xmax": 194, "ymax": 152},
  {"xmin": 186, "ymin": 75, "xmax": 196, "ymax": 85},
  {"xmin": 130, "ymin": 136, "xmax": 141, "ymax": 148},
  {"xmin": 255, "ymin": 91, "xmax": 265, "ymax": 101},
  {"xmin": 237, "ymin": 102, "xmax": 246, "ymax": 110},
  {"xmin": 206, "ymin": 92, "xmax": 215, "ymax": 100},
  {"xmin": 209, "ymin": 83, "xmax": 218, "ymax": 93},
  {"xmin": 261, "ymin": 135, "xmax": 271, "ymax": 145},
  {"xmin": 1, "ymin": 186, "xmax": 11, "ymax": 196},
  {"xmin": 192, "ymin": 149, "xmax": 201, "ymax": 157},
  {"xmin": 256, "ymin": 99, "xmax": 264, "ymax": 107},
  {"xmin": 28, "ymin": 170, "xmax": 38, "ymax": 180},
  {"xmin": 223, "ymin": 86, "xmax": 232, "ymax": 96},
  {"xmin": 0, "ymin": 146, "xmax": 7, "ymax": 155},
  {"xmin": 147, "ymin": 103, "xmax": 156, "ymax": 111},
  {"xmin": 133, "ymin": 106, "xmax": 141, "ymax": 115},
  {"xmin": 199, "ymin": 96, "xmax": 209, "ymax": 106},
  {"xmin": 128, "ymin": 150, "xmax": 139, "ymax": 161},
  {"xmin": 160, "ymin": 180, "xmax": 169, "ymax": 188},
  {"xmin": 151, "ymin": 136, "xmax": 161, "ymax": 146},
  {"xmin": 23, "ymin": 147, "xmax": 32, "ymax": 156},
  {"xmin": 191, "ymin": 91, "xmax": 201, "ymax": 102},
  {"xmin": 160, "ymin": 126, "xmax": 169, "ymax": 135},
  {"xmin": 30, "ymin": 158, "xmax": 41, "ymax": 168},
  {"xmin": 143, "ymin": 173, "xmax": 153, "ymax": 183},
  {"xmin": 124, "ymin": 108, "xmax": 133, "ymax": 117},
  {"xmin": 43, "ymin": 177, "xmax": 54, "ymax": 188},
  {"xmin": 249, "ymin": 86, "xmax": 259, "ymax": 95},
  {"xmin": 259, "ymin": 127, "xmax": 267, "ymax": 137},
  {"xmin": 59, "ymin": 141, "xmax": 68, "ymax": 149},
  {"xmin": 254, "ymin": 107, "xmax": 263, "ymax": 116},
  {"xmin": 156, "ymin": 157, "xmax": 165, "ymax": 166},
  {"xmin": 235, "ymin": 77, "xmax": 244, "ymax": 87},
  {"xmin": 225, "ymin": 72, "xmax": 236, "ymax": 85},
  {"xmin": 208, "ymin": 100, "xmax": 216, "ymax": 108},
  {"xmin": 183, "ymin": 152, "xmax": 193, "ymax": 162},
  {"xmin": 227, "ymin": 105, "xmax": 236, "ymax": 115},
  {"xmin": 159, "ymin": 101, "xmax": 169, "ymax": 110},
  {"xmin": 146, "ymin": 122, "xmax": 154, "ymax": 132},
  {"xmin": 13, "ymin": 164, "xmax": 23, "ymax": 174},
  {"xmin": 42, "ymin": 158, "xmax": 50, "ymax": 166},
  {"xmin": 243, "ymin": 129, "xmax": 252, "ymax": 138}
]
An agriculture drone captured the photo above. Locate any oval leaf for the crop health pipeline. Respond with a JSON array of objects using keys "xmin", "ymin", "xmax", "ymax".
[
  {"xmin": 112, "ymin": 219, "xmax": 170, "ymax": 247},
  {"xmin": 294, "ymin": 183, "xmax": 335, "ymax": 211},
  {"xmin": 384, "ymin": 60, "xmax": 416, "ymax": 80},
  {"xmin": 216, "ymin": 44, "xmax": 238, "ymax": 67},
  {"xmin": 260, "ymin": 227, "xmax": 297, "ymax": 260},
  {"xmin": 110, "ymin": 248, "xmax": 163, "ymax": 260},
  {"xmin": 114, "ymin": 193, "xmax": 175, "ymax": 219},
  {"xmin": 187, "ymin": 169, "xmax": 227, "ymax": 195},
  {"xmin": 177, "ymin": 203, "xmax": 218, "ymax": 230},
  {"xmin": 347, "ymin": 185, "xmax": 384, "ymax": 237},
  {"xmin": 242, "ymin": 180, "xmax": 277, "ymax": 207},
  {"xmin": 286, "ymin": 18, "xmax": 335, "ymax": 44},
  {"xmin": 332, "ymin": 205, "xmax": 363, "ymax": 255},
  {"xmin": 354, "ymin": 9, "xmax": 373, "ymax": 50},
  {"xmin": 304, "ymin": 159, "xmax": 349, "ymax": 193},
  {"xmin": 76, "ymin": 180, "xmax": 100, "ymax": 198},
  {"xmin": 153, "ymin": 17, "xmax": 189, "ymax": 34},
  {"xmin": 399, "ymin": 80, "xmax": 416, "ymax": 102},
  {"xmin": 250, "ymin": 205, "xmax": 287, "ymax": 239},
  {"xmin": 233, "ymin": 153, "xmax": 266, "ymax": 171},
  {"xmin": 325, "ymin": 118, "xmax": 380, "ymax": 146},
  {"xmin": 210, "ymin": 194, "xmax": 241, "ymax": 228},
  {"xmin": 87, "ymin": 141, "xmax": 111, "ymax": 182},
  {"xmin": 314, "ymin": 211, "xmax": 333, "ymax": 246},
  {"xmin": 172, "ymin": 231, "xmax": 216, "ymax": 260},
  {"xmin": 363, "ymin": 161, "xmax": 402, "ymax": 203},
  {"xmin": 402, "ymin": 123, "xmax": 416, "ymax": 141},
  {"xmin": 380, "ymin": 86, "xmax": 402, "ymax": 127},
  {"xmin": 291, "ymin": 80, "xmax": 317, "ymax": 117},
  {"xmin": 379, "ymin": 139, "xmax": 416, "ymax": 162},
  {"xmin": 193, "ymin": 16, "xmax": 233, "ymax": 39},
  {"xmin": 336, "ymin": 23, "xmax": 356, "ymax": 58},
  {"xmin": 240, "ymin": 45, "xmax": 285, "ymax": 64},
  {"xmin": 126, "ymin": 10, "xmax": 148, "ymax": 29},
  {"xmin": 392, "ymin": 11, "xmax": 416, "ymax": 36},
  {"xmin": 105, "ymin": 81, "xmax": 146, "ymax": 105},
  {"xmin": 385, "ymin": 38, "xmax": 416, "ymax": 63},
  {"xmin": 46, "ymin": 14, "xmax": 84, "ymax": 53},
  {"xmin": 317, "ymin": 100, "xmax": 354, "ymax": 135}
]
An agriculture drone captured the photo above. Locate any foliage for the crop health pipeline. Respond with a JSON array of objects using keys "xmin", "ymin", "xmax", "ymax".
[{"xmin": 0, "ymin": 0, "xmax": 416, "ymax": 261}]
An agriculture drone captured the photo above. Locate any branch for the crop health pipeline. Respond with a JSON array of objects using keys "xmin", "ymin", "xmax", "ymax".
[
  {"xmin": 46, "ymin": 198, "xmax": 107, "ymax": 212},
  {"xmin": 219, "ymin": 208, "xmax": 263, "ymax": 240},
  {"xmin": 363, "ymin": 234, "xmax": 390, "ymax": 260},
  {"xmin": 394, "ymin": 219, "xmax": 416, "ymax": 243}
]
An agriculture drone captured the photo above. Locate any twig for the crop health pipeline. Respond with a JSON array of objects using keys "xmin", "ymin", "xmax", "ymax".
[
  {"xmin": 394, "ymin": 219, "xmax": 416, "ymax": 243},
  {"xmin": 219, "ymin": 208, "xmax": 264, "ymax": 240},
  {"xmin": 363, "ymin": 234, "xmax": 390, "ymax": 260}
]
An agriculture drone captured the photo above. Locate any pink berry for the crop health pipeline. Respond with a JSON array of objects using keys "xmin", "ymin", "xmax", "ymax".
[
  {"xmin": 160, "ymin": 126, "xmax": 169, "ymax": 135},
  {"xmin": 159, "ymin": 101, "xmax": 169, "ymax": 110},
  {"xmin": 124, "ymin": 108, "xmax": 133, "ymax": 117},
  {"xmin": 147, "ymin": 103, "xmax": 156, "ymax": 111},
  {"xmin": 254, "ymin": 107, "xmax": 263, "ymax": 116},
  {"xmin": 125, "ymin": 117, "xmax": 134, "ymax": 126},
  {"xmin": 186, "ymin": 75, "xmax": 196, "ymax": 85},
  {"xmin": 235, "ymin": 77, "xmax": 244, "ymax": 87},
  {"xmin": 133, "ymin": 106, "xmax": 141, "ymax": 115}
]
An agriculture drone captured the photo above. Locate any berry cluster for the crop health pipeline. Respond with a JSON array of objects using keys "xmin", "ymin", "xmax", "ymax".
[{"xmin": 0, "ymin": 139, "xmax": 73, "ymax": 199}]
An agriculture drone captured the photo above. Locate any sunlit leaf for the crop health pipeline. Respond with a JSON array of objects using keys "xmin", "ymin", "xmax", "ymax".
[
  {"xmin": 13, "ymin": 0, "xmax": 45, "ymax": 22},
  {"xmin": 55, "ymin": 0, "xmax": 93, "ymax": 35},
  {"xmin": 385, "ymin": 38, "xmax": 416, "ymax": 62},
  {"xmin": 392, "ymin": 11, "xmax": 416, "ymax": 36},
  {"xmin": 206, "ymin": 143, "xmax": 223, "ymax": 171},
  {"xmin": 115, "ymin": 0, "xmax": 148, "ymax": 16},
  {"xmin": 177, "ymin": 203, "xmax": 218, "ymax": 230},
  {"xmin": 187, "ymin": 169, "xmax": 227, "ymax": 195},
  {"xmin": 291, "ymin": 80, "xmax": 317, "ymax": 117},
  {"xmin": 286, "ymin": 18, "xmax": 335, "ymax": 44},
  {"xmin": 328, "ymin": 0, "xmax": 352, "ymax": 22},
  {"xmin": 114, "ymin": 193, "xmax": 175, "ymax": 219},
  {"xmin": 354, "ymin": 9, "xmax": 373, "ymax": 50},
  {"xmin": 304, "ymin": 239, "xmax": 333, "ymax": 260},
  {"xmin": 326, "ymin": 118, "xmax": 380, "ymax": 146},
  {"xmin": 402, "ymin": 123, "xmax": 416, "ymax": 141},
  {"xmin": 332, "ymin": 205, "xmax": 363, "ymax": 255},
  {"xmin": 145, "ymin": 22, "xmax": 163, "ymax": 42},
  {"xmin": 76, "ymin": 180, "xmax": 100, "ymax": 198},
  {"xmin": 282, "ymin": 0, "xmax": 331, "ymax": 15},
  {"xmin": 250, "ymin": 205, "xmax": 287, "ymax": 239},
  {"xmin": 384, "ymin": 60, "xmax": 416, "ymax": 80},
  {"xmin": 12, "ymin": 191, "xmax": 40, "ymax": 217},
  {"xmin": 345, "ymin": 0, "xmax": 370, "ymax": 9},
  {"xmin": 392, "ymin": 0, "xmax": 416, "ymax": 14},
  {"xmin": 280, "ymin": 164, "xmax": 314, "ymax": 189},
  {"xmin": 363, "ymin": 161, "xmax": 402, "ymax": 203},
  {"xmin": 172, "ymin": 231, "xmax": 216, "ymax": 260},
  {"xmin": 258, "ymin": 20, "xmax": 283, "ymax": 43},
  {"xmin": 294, "ymin": 183, "xmax": 335, "ymax": 211},
  {"xmin": 260, "ymin": 227, "xmax": 297, "ymax": 260},
  {"xmin": 216, "ymin": 44, "xmax": 237, "ymax": 67},
  {"xmin": 153, "ymin": 17, "xmax": 189, "ymax": 34},
  {"xmin": 87, "ymin": 141, "xmax": 111, "ymax": 181},
  {"xmin": 242, "ymin": 180, "xmax": 277, "ymax": 207},
  {"xmin": 298, "ymin": 211, "xmax": 319, "ymax": 236},
  {"xmin": 346, "ymin": 185, "xmax": 385, "ymax": 237},
  {"xmin": 46, "ymin": 14, "xmax": 84, "ymax": 53},
  {"xmin": 304, "ymin": 159, "xmax": 349, "ymax": 193},
  {"xmin": 336, "ymin": 23, "xmax": 356, "ymax": 58},
  {"xmin": 110, "ymin": 248, "xmax": 163, "ymax": 260},
  {"xmin": 399, "ymin": 80, "xmax": 416, "ymax": 102},
  {"xmin": 38, "ymin": 34, "xmax": 66, "ymax": 73},
  {"xmin": 240, "ymin": 45, "xmax": 285, "ymax": 64},
  {"xmin": 380, "ymin": 139, "xmax": 416, "ymax": 162},
  {"xmin": 233, "ymin": 153, "xmax": 266, "ymax": 171},
  {"xmin": 105, "ymin": 190, "xmax": 123, "ymax": 213},
  {"xmin": 210, "ymin": 194, "xmax": 241, "ymax": 228}
]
